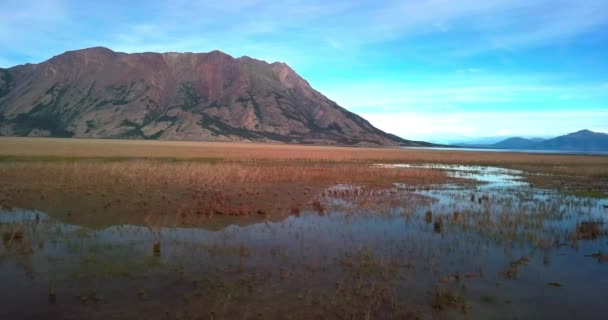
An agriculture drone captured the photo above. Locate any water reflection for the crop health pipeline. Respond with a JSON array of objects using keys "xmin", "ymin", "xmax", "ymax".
[{"xmin": 1, "ymin": 164, "xmax": 607, "ymax": 319}]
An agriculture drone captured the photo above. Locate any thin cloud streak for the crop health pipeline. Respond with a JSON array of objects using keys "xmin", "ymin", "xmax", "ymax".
[{"xmin": 324, "ymin": 80, "xmax": 608, "ymax": 112}]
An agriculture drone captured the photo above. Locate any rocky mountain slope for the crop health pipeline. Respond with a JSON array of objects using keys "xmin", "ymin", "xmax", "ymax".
[{"xmin": 0, "ymin": 47, "xmax": 429, "ymax": 146}]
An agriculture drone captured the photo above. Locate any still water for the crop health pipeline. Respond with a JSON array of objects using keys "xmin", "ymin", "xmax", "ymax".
[
  {"xmin": 1, "ymin": 165, "xmax": 607, "ymax": 319},
  {"xmin": 403, "ymin": 146, "xmax": 608, "ymax": 156}
]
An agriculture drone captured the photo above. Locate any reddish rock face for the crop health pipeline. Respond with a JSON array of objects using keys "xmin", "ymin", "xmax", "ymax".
[{"xmin": 0, "ymin": 47, "xmax": 426, "ymax": 146}]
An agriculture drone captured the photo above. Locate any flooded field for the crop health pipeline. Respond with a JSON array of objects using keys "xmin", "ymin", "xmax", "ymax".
[{"xmin": 2, "ymin": 159, "xmax": 607, "ymax": 319}]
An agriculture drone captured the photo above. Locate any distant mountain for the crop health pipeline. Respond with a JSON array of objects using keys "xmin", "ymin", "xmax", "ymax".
[
  {"xmin": 533, "ymin": 130, "xmax": 608, "ymax": 152},
  {"xmin": 468, "ymin": 130, "xmax": 608, "ymax": 152},
  {"xmin": 491, "ymin": 137, "xmax": 545, "ymax": 149},
  {"xmin": 452, "ymin": 136, "xmax": 510, "ymax": 146},
  {"xmin": 0, "ymin": 47, "xmax": 431, "ymax": 146}
]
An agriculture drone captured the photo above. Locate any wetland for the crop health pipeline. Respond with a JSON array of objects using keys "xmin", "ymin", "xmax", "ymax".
[{"xmin": 1, "ymin": 138, "xmax": 608, "ymax": 319}]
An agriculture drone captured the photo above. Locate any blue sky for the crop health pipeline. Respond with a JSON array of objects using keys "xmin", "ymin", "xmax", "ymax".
[{"xmin": 1, "ymin": 0, "xmax": 607, "ymax": 143}]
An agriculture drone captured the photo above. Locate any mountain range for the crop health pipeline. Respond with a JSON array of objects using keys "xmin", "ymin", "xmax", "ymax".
[
  {"xmin": 488, "ymin": 137, "xmax": 546, "ymax": 149},
  {"xmin": 0, "ymin": 47, "xmax": 430, "ymax": 146},
  {"xmin": 457, "ymin": 130, "xmax": 608, "ymax": 152}
]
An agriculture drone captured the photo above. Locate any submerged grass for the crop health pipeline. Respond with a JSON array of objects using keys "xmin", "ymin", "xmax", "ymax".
[
  {"xmin": 0, "ymin": 158, "xmax": 448, "ymax": 228},
  {"xmin": 1, "ymin": 137, "xmax": 608, "ymax": 319}
]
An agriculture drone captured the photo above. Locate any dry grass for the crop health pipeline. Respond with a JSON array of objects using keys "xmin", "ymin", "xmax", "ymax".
[
  {"xmin": 1, "ymin": 137, "xmax": 607, "ymax": 224},
  {"xmin": 0, "ymin": 158, "xmax": 446, "ymax": 226},
  {"xmin": 1, "ymin": 137, "xmax": 607, "ymax": 175}
]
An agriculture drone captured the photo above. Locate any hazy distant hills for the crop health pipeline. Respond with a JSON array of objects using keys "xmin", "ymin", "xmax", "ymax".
[
  {"xmin": 0, "ymin": 47, "xmax": 431, "ymax": 146},
  {"xmin": 458, "ymin": 130, "xmax": 608, "ymax": 152},
  {"xmin": 491, "ymin": 137, "xmax": 546, "ymax": 149},
  {"xmin": 531, "ymin": 130, "xmax": 608, "ymax": 152}
]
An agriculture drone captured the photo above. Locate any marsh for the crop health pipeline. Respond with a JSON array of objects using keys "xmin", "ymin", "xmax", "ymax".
[{"xmin": 1, "ymin": 138, "xmax": 607, "ymax": 319}]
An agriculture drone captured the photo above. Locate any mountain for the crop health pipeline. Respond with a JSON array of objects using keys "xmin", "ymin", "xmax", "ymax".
[
  {"xmin": 533, "ymin": 130, "xmax": 608, "ymax": 152},
  {"xmin": 451, "ymin": 137, "xmax": 509, "ymax": 146},
  {"xmin": 452, "ymin": 137, "xmax": 541, "ymax": 149},
  {"xmin": 0, "ymin": 47, "xmax": 428, "ymax": 146},
  {"xmin": 464, "ymin": 130, "xmax": 608, "ymax": 152},
  {"xmin": 491, "ymin": 137, "xmax": 545, "ymax": 149}
]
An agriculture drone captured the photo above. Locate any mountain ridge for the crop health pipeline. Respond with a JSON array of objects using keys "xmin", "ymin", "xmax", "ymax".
[
  {"xmin": 455, "ymin": 130, "xmax": 608, "ymax": 152},
  {"xmin": 533, "ymin": 130, "xmax": 608, "ymax": 151},
  {"xmin": 0, "ymin": 47, "xmax": 430, "ymax": 146},
  {"xmin": 491, "ymin": 137, "xmax": 545, "ymax": 149}
]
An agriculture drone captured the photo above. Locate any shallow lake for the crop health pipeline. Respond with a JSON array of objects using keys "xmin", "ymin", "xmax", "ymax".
[
  {"xmin": 1, "ymin": 164, "xmax": 607, "ymax": 319},
  {"xmin": 402, "ymin": 146, "xmax": 608, "ymax": 156}
]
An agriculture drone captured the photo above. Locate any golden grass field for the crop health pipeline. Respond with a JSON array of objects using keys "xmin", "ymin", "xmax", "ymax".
[
  {"xmin": 1, "ymin": 137, "xmax": 607, "ymax": 226},
  {"xmin": 2, "ymin": 137, "xmax": 608, "ymax": 171}
]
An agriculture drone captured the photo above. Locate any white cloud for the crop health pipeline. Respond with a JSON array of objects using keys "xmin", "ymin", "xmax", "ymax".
[
  {"xmin": 363, "ymin": 0, "xmax": 603, "ymax": 47},
  {"xmin": 319, "ymin": 75, "xmax": 608, "ymax": 143},
  {"xmin": 485, "ymin": 1, "xmax": 608, "ymax": 51},
  {"xmin": 1, "ymin": 0, "xmax": 607, "ymax": 66},
  {"xmin": 360, "ymin": 110, "xmax": 608, "ymax": 143},
  {"xmin": 323, "ymin": 80, "xmax": 575, "ymax": 112},
  {"xmin": 456, "ymin": 68, "xmax": 482, "ymax": 74}
]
